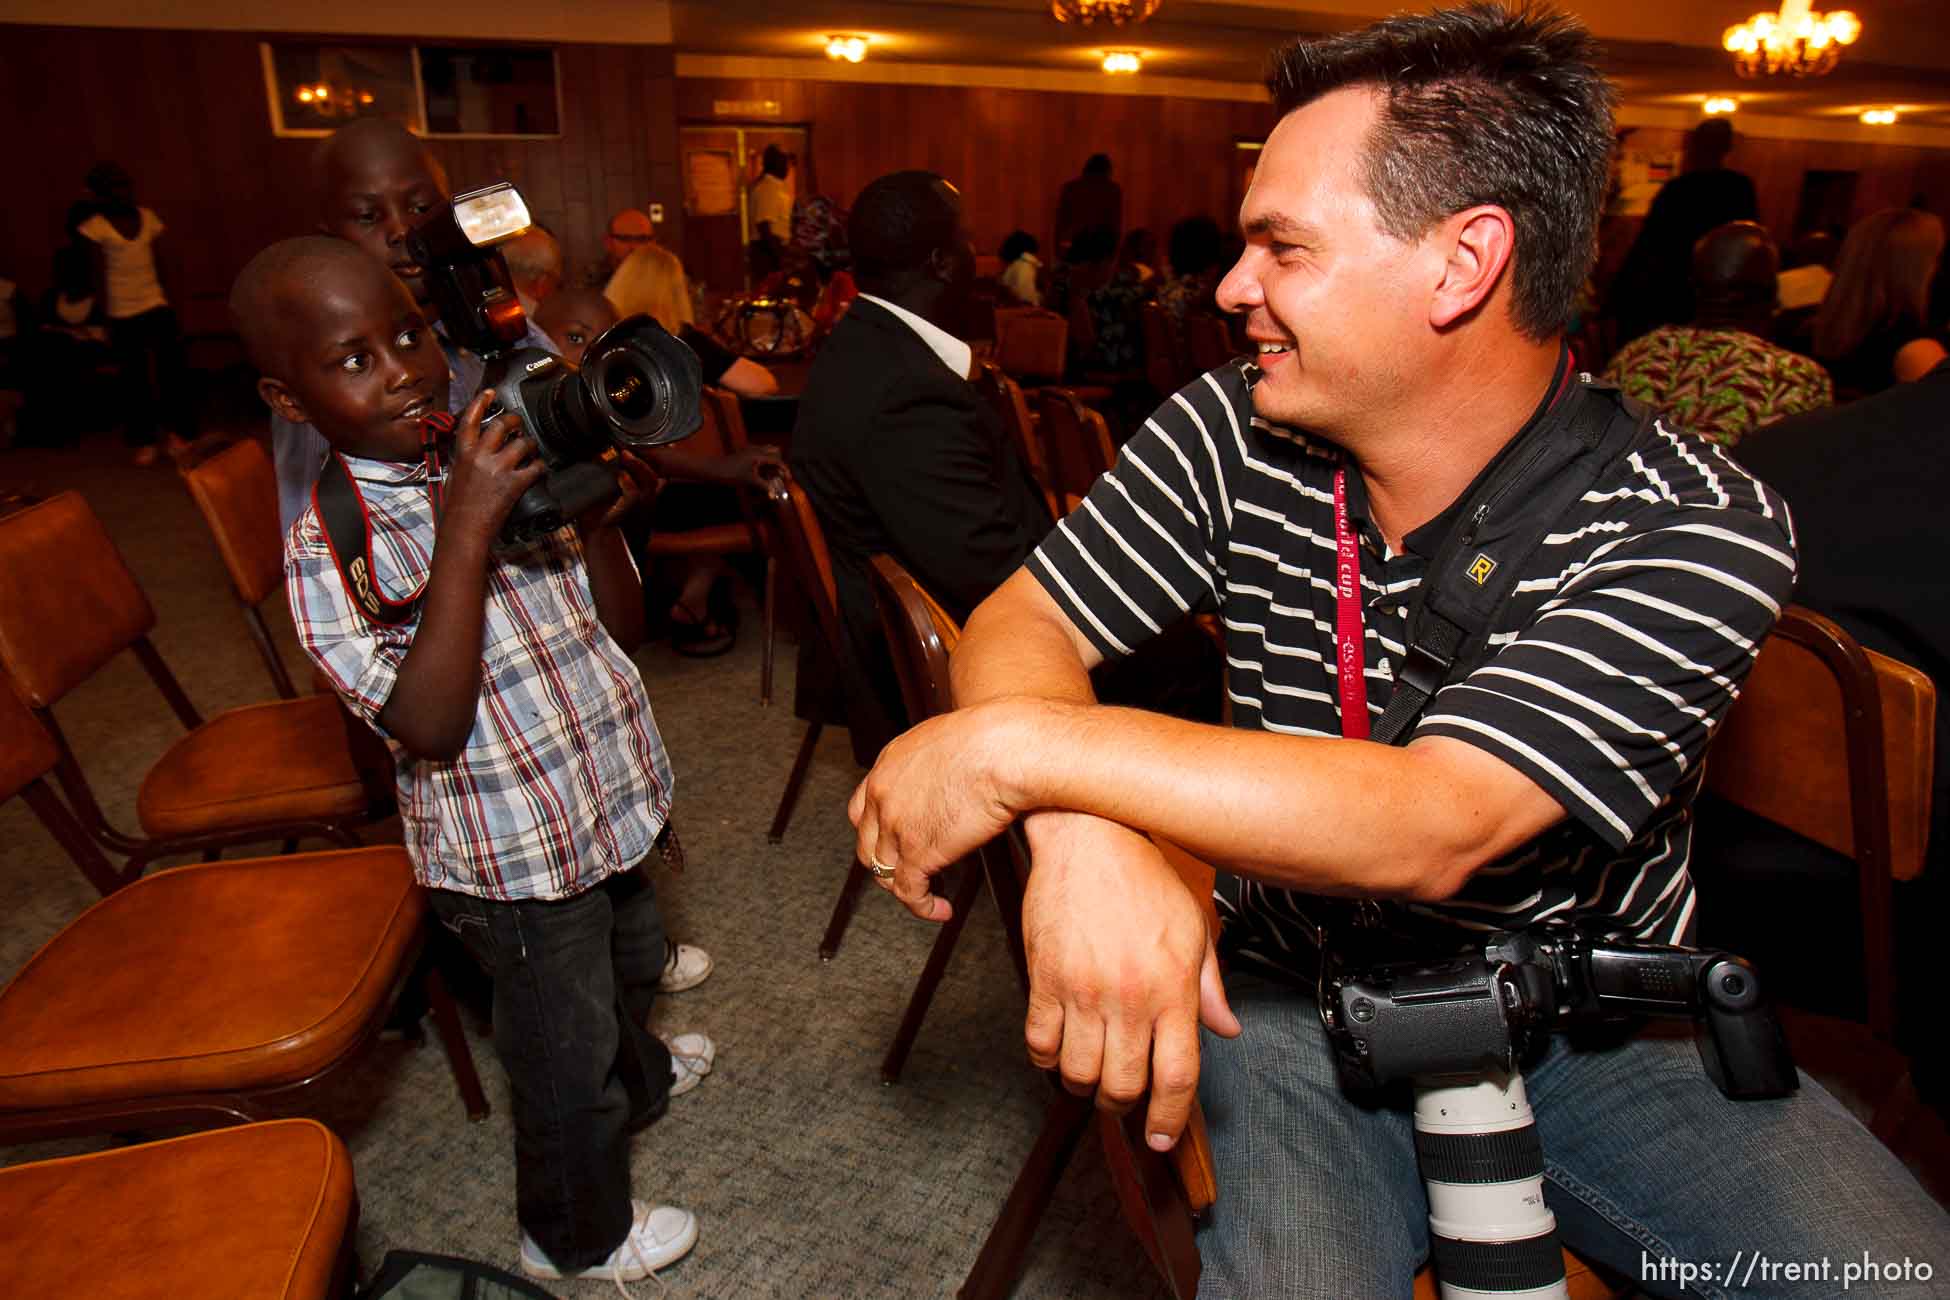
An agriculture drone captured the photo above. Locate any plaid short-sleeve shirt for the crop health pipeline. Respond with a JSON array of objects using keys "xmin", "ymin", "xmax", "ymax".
[{"xmin": 286, "ymin": 454, "xmax": 674, "ymax": 901}]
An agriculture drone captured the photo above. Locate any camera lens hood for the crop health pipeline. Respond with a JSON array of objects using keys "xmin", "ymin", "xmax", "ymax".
[{"xmin": 572, "ymin": 314, "xmax": 703, "ymax": 449}]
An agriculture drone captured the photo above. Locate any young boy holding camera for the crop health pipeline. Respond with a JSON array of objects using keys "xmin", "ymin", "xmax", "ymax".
[{"xmin": 235, "ymin": 235, "xmax": 712, "ymax": 1284}]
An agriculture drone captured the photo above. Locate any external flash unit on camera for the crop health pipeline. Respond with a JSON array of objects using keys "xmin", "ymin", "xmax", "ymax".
[{"xmin": 452, "ymin": 182, "xmax": 533, "ymax": 248}]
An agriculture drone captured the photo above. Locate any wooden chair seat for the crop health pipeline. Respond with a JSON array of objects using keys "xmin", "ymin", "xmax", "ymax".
[
  {"xmin": 645, "ymin": 519, "xmax": 756, "ymax": 558},
  {"xmin": 137, "ymin": 693, "xmax": 368, "ymax": 838},
  {"xmin": 0, "ymin": 1118, "xmax": 355, "ymax": 1300},
  {"xmin": 0, "ymin": 847, "xmax": 422, "ymax": 1113}
]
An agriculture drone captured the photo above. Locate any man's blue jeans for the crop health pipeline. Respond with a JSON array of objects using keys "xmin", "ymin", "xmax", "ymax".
[
  {"xmin": 1196, "ymin": 972, "xmax": 1950, "ymax": 1298},
  {"xmin": 429, "ymin": 866, "xmax": 673, "ymax": 1272}
]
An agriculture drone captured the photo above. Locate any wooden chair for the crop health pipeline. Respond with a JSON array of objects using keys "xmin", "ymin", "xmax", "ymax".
[
  {"xmin": 864, "ymin": 552, "xmax": 1213, "ymax": 1299},
  {"xmin": 760, "ymin": 466, "xmax": 898, "ymax": 958},
  {"xmin": 1702, "ymin": 605, "xmax": 1937, "ymax": 1148},
  {"xmin": 0, "ymin": 493, "xmax": 372, "ymax": 884},
  {"xmin": 177, "ymin": 437, "xmax": 298, "ymax": 699},
  {"xmin": 1033, "ymin": 386, "xmax": 1119, "ymax": 503},
  {"xmin": 646, "ymin": 386, "xmax": 779, "ymax": 704},
  {"xmin": 993, "ymin": 307, "xmax": 1069, "ymax": 386},
  {"xmin": 0, "ymin": 682, "xmax": 488, "ymax": 1142},
  {"xmin": 973, "ymin": 363, "xmax": 1061, "ymax": 520},
  {"xmin": 0, "ymin": 1118, "xmax": 360, "ymax": 1299}
]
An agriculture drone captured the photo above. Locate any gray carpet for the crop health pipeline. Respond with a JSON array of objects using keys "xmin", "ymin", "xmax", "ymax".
[{"xmin": 0, "ymin": 433, "xmax": 1171, "ymax": 1299}]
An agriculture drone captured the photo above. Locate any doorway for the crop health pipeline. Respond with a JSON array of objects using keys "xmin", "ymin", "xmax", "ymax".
[{"xmin": 679, "ymin": 124, "xmax": 812, "ymax": 294}]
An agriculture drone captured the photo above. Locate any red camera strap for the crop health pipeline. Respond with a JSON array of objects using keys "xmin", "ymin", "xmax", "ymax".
[
  {"xmin": 1332, "ymin": 466, "xmax": 1369, "ymax": 741},
  {"xmin": 420, "ymin": 409, "xmax": 456, "ymax": 526}
]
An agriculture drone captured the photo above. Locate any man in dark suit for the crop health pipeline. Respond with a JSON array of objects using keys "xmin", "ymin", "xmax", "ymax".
[
  {"xmin": 1696, "ymin": 361, "xmax": 1950, "ymax": 1105},
  {"xmin": 790, "ymin": 170, "xmax": 1054, "ymax": 722}
]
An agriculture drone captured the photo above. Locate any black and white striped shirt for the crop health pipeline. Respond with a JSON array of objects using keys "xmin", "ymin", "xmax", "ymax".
[{"xmin": 1028, "ymin": 360, "xmax": 1797, "ymax": 975}]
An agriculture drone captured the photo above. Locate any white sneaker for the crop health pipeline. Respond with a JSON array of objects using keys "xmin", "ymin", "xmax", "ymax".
[
  {"xmin": 658, "ymin": 942, "xmax": 714, "ymax": 993},
  {"xmin": 519, "ymin": 1199, "xmax": 698, "ymax": 1288},
  {"xmin": 663, "ymin": 1031, "xmax": 715, "ymax": 1098}
]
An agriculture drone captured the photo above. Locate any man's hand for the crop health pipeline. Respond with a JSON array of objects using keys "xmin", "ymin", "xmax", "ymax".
[
  {"xmin": 726, "ymin": 444, "xmax": 786, "ymax": 489},
  {"xmin": 848, "ymin": 699, "xmax": 1028, "ymax": 923},
  {"xmin": 442, "ymin": 391, "xmax": 546, "ymax": 541},
  {"xmin": 1021, "ymin": 812, "xmax": 1239, "ymax": 1148}
]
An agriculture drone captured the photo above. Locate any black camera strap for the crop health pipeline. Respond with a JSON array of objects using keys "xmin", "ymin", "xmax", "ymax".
[
  {"xmin": 311, "ymin": 411, "xmax": 456, "ymax": 627},
  {"xmin": 1368, "ymin": 368, "xmax": 1650, "ymax": 746}
]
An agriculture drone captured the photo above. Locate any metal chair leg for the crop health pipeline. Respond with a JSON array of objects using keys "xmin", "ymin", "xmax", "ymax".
[
  {"xmin": 819, "ymin": 858, "xmax": 872, "ymax": 962},
  {"xmin": 880, "ymin": 860, "xmax": 986, "ymax": 1083},
  {"xmin": 422, "ymin": 962, "xmax": 491, "ymax": 1122},
  {"xmin": 769, "ymin": 717, "xmax": 823, "ymax": 843}
]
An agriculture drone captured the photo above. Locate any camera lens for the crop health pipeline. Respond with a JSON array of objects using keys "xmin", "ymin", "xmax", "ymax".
[{"xmin": 571, "ymin": 315, "xmax": 703, "ymax": 450}]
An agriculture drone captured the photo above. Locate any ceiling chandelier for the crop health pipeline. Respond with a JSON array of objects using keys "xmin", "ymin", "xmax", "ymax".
[
  {"xmin": 1723, "ymin": 0, "xmax": 1860, "ymax": 78},
  {"xmin": 1051, "ymin": 0, "xmax": 1163, "ymax": 26}
]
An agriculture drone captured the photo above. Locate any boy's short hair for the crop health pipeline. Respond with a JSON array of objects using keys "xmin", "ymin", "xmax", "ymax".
[
  {"xmin": 1264, "ymin": 1, "xmax": 1614, "ymax": 339},
  {"xmin": 230, "ymin": 236, "xmax": 396, "ymax": 375}
]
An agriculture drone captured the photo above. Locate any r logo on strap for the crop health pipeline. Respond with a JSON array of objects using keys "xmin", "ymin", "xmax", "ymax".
[{"xmin": 1467, "ymin": 553, "xmax": 1498, "ymax": 586}]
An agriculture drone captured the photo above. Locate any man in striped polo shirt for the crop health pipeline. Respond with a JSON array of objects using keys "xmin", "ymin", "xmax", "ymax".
[{"xmin": 850, "ymin": 4, "xmax": 1949, "ymax": 1292}]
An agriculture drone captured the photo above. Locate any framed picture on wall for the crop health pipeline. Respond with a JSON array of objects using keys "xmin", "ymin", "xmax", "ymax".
[
  {"xmin": 419, "ymin": 46, "xmax": 562, "ymax": 139},
  {"xmin": 261, "ymin": 42, "xmax": 421, "ymax": 138}
]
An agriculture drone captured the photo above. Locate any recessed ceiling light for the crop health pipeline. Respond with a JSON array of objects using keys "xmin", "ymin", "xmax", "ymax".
[
  {"xmin": 1102, "ymin": 50, "xmax": 1142, "ymax": 74},
  {"xmin": 1703, "ymin": 96, "xmax": 1739, "ymax": 115},
  {"xmin": 1860, "ymin": 108, "xmax": 1898, "ymax": 125},
  {"xmin": 825, "ymin": 34, "xmax": 868, "ymax": 63}
]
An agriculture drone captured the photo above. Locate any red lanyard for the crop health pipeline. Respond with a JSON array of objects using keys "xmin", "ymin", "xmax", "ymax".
[{"xmin": 1332, "ymin": 466, "xmax": 1369, "ymax": 741}]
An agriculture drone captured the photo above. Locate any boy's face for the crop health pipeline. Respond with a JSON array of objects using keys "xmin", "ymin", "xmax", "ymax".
[
  {"xmin": 535, "ymin": 291, "xmax": 618, "ymax": 368},
  {"xmin": 319, "ymin": 144, "xmax": 450, "ymax": 310},
  {"xmin": 259, "ymin": 265, "xmax": 452, "ymax": 463}
]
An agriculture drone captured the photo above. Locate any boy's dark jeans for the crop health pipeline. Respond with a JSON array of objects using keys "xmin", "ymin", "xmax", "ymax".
[{"xmin": 428, "ymin": 864, "xmax": 674, "ymax": 1272}]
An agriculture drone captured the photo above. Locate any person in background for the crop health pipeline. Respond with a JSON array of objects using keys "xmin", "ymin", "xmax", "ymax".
[
  {"xmin": 790, "ymin": 170, "xmax": 1053, "ymax": 727},
  {"xmin": 1063, "ymin": 225, "xmax": 1148, "ymax": 376},
  {"xmin": 1606, "ymin": 117, "xmax": 1758, "ymax": 346},
  {"xmin": 597, "ymin": 208, "xmax": 656, "ymax": 286},
  {"xmin": 1776, "ymin": 228, "xmax": 1838, "ymax": 314},
  {"xmin": 1603, "ymin": 221, "xmax": 1831, "ymax": 445},
  {"xmin": 270, "ymin": 119, "xmax": 559, "ymax": 533},
  {"xmin": 748, "ymin": 145, "xmax": 796, "ymax": 281},
  {"xmin": 1811, "ymin": 207, "xmax": 1947, "ymax": 396},
  {"xmin": 238, "ymin": 236, "xmax": 715, "ymax": 1289},
  {"xmin": 1709, "ymin": 359, "xmax": 1950, "ymax": 1122},
  {"xmin": 74, "ymin": 161, "xmax": 194, "ymax": 464},
  {"xmin": 1156, "ymin": 215, "xmax": 1226, "ymax": 323},
  {"xmin": 18, "ymin": 246, "xmax": 114, "ymax": 446},
  {"xmin": 1120, "ymin": 228, "xmax": 1158, "ymax": 284},
  {"xmin": 1055, "ymin": 153, "xmax": 1122, "ymax": 257},
  {"xmin": 604, "ymin": 242, "xmax": 777, "ymax": 398},
  {"xmin": 596, "ymin": 258, "xmax": 783, "ymax": 656},
  {"xmin": 502, "ymin": 225, "xmax": 563, "ymax": 316},
  {"xmin": 793, "ymin": 194, "xmax": 859, "ymax": 333},
  {"xmin": 998, "ymin": 230, "xmax": 1043, "ymax": 307}
]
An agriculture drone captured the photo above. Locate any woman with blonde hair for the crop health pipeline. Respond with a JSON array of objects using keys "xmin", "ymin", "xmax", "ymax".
[
  {"xmin": 603, "ymin": 241, "xmax": 776, "ymax": 397},
  {"xmin": 1811, "ymin": 207, "xmax": 1946, "ymax": 394}
]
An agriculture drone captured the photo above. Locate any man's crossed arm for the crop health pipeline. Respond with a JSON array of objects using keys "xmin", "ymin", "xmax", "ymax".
[{"xmin": 847, "ymin": 568, "xmax": 1563, "ymax": 1151}]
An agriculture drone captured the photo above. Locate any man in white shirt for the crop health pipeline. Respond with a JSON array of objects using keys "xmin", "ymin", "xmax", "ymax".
[{"xmin": 747, "ymin": 146, "xmax": 796, "ymax": 279}]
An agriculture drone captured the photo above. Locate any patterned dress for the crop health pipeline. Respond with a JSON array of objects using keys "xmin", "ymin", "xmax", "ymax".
[{"xmin": 1603, "ymin": 324, "xmax": 1832, "ymax": 446}]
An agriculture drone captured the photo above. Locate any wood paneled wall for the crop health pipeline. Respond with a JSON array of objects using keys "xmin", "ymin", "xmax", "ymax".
[
  {"xmin": 1, "ymin": 25, "xmax": 682, "ymax": 336},
  {"xmin": 679, "ymin": 75, "xmax": 1950, "ymax": 287},
  {"xmin": 675, "ymin": 76, "xmax": 1278, "ymax": 276}
]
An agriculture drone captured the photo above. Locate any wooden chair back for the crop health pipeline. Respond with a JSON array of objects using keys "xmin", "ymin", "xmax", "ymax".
[
  {"xmin": 1035, "ymin": 387, "xmax": 1118, "ymax": 501},
  {"xmin": 1141, "ymin": 301, "xmax": 1188, "ymax": 397},
  {"xmin": 974, "ymin": 363, "xmax": 1055, "ymax": 509},
  {"xmin": 1184, "ymin": 313, "xmax": 1240, "ymax": 375},
  {"xmin": 0, "ymin": 492, "xmax": 158, "ymax": 710},
  {"xmin": 994, "ymin": 307, "xmax": 1068, "ymax": 384},
  {"xmin": 178, "ymin": 438, "xmax": 299, "ymax": 698},
  {"xmin": 1705, "ymin": 605, "xmax": 1936, "ymax": 1041},
  {"xmin": 868, "ymin": 554, "xmax": 960, "ymax": 723}
]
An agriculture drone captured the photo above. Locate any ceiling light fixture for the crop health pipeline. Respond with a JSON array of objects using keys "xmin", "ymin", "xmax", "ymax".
[
  {"xmin": 1051, "ymin": 0, "xmax": 1163, "ymax": 27},
  {"xmin": 1860, "ymin": 108, "xmax": 1898, "ymax": 125},
  {"xmin": 1724, "ymin": 0, "xmax": 1860, "ymax": 78},
  {"xmin": 1703, "ymin": 96, "xmax": 1739, "ymax": 114},
  {"xmin": 1102, "ymin": 51, "xmax": 1142, "ymax": 74},
  {"xmin": 825, "ymin": 34, "xmax": 868, "ymax": 63}
]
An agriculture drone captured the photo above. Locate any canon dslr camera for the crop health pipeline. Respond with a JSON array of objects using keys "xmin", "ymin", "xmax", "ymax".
[{"xmin": 406, "ymin": 182, "xmax": 701, "ymax": 546}]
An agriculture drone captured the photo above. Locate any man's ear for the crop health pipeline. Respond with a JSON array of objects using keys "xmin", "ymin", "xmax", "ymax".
[
  {"xmin": 924, "ymin": 245, "xmax": 955, "ymax": 284},
  {"xmin": 1428, "ymin": 206, "xmax": 1516, "ymax": 330},
  {"xmin": 258, "ymin": 375, "xmax": 310, "ymax": 426}
]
